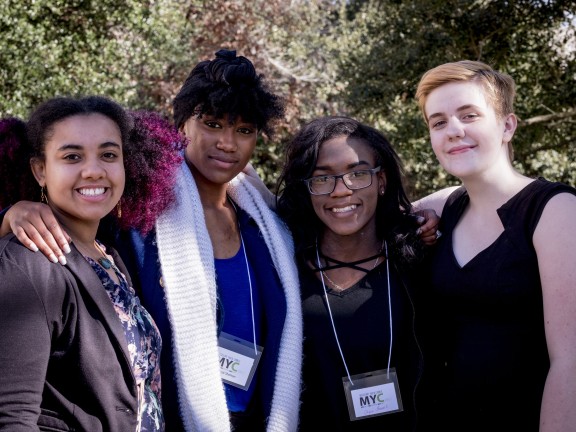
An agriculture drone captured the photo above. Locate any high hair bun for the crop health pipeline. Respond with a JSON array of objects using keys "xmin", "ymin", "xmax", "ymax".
[{"xmin": 205, "ymin": 49, "xmax": 257, "ymax": 86}]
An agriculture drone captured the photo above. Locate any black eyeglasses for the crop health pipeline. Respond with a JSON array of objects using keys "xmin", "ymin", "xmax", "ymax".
[{"xmin": 304, "ymin": 166, "xmax": 381, "ymax": 195}]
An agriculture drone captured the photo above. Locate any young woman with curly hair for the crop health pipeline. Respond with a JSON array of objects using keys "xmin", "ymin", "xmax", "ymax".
[{"xmin": 0, "ymin": 96, "xmax": 183, "ymax": 431}]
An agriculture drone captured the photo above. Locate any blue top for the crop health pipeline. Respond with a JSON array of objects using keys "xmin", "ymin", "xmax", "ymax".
[
  {"xmin": 215, "ymin": 237, "xmax": 263, "ymax": 412},
  {"xmin": 117, "ymin": 204, "xmax": 287, "ymax": 431}
]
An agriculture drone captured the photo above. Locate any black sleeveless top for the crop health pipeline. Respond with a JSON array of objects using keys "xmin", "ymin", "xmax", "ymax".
[{"xmin": 422, "ymin": 178, "xmax": 576, "ymax": 432}]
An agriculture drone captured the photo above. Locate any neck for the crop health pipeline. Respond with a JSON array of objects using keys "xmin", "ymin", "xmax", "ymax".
[
  {"xmin": 320, "ymin": 228, "xmax": 381, "ymax": 262},
  {"xmin": 53, "ymin": 212, "xmax": 99, "ymax": 249},
  {"xmin": 187, "ymin": 159, "xmax": 230, "ymax": 210},
  {"xmin": 461, "ymin": 168, "xmax": 532, "ymax": 211}
]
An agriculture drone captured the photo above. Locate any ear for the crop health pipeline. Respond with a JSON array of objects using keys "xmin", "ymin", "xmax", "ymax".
[
  {"xmin": 502, "ymin": 113, "xmax": 517, "ymax": 144},
  {"xmin": 30, "ymin": 157, "xmax": 46, "ymax": 187},
  {"xmin": 378, "ymin": 170, "xmax": 387, "ymax": 195}
]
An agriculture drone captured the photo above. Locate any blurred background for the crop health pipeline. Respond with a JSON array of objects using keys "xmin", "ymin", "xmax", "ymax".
[{"xmin": 1, "ymin": 0, "xmax": 574, "ymax": 197}]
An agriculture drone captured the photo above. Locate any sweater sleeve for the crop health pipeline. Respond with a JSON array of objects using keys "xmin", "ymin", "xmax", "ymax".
[{"xmin": 0, "ymin": 253, "xmax": 52, "ymax": 431}]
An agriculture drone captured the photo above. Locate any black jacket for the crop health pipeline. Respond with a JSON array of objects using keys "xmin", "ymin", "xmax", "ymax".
[{"xmin": 0, "ymin": 234, "xmax": 139, "ymax": 432}]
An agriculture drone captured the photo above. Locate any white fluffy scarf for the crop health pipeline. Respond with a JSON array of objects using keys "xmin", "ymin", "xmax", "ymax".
[{"xmin": 155, "ymin": 161, "xmax": 302, "ymax": 432}]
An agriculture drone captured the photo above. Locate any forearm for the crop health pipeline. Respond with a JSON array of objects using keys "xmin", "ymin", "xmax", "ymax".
[
  {"xmin": 540, "ymin": 363, "xmax": 576, "ymax": 431},
  {"xmin": 412, "ymin": 185, "xmax": 459, "ymax": 216}
]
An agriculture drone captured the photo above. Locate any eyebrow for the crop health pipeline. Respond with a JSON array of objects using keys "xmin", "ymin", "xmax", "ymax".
[
  {"xmin": 56, "ymin": 141, "xmax": 122, "ymax": 151},
  {"xmin": 314, "ymin": 160, "xmax": 371, "ymax": 172},
  {"xmin": 427, "ymin": 104, "xmax": 481, "ymax": 122}
]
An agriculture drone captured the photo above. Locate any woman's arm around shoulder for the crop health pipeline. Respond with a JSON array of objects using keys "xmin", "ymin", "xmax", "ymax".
[
  {"xmin": 534, "ymin": 192, "xmax": 576, "ymax": 431},
  {"xmin": 412, "ymin": 185, "xmax": 460, "ymax": 218},
  {"xmin": 1, "ymin": 201, "xmax": 71, "ymax": 264}
]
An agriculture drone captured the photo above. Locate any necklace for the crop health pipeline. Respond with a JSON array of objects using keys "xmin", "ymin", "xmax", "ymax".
[
  {"xmin": 94, "ymin": 241, "xmax": 113, "ymax": 270},
  {"xmin": 320, "ymin": 239, "xmax": 385, "ymax": 291}
]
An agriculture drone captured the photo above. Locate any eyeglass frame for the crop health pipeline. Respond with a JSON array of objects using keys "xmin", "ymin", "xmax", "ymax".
[{"xmin": 303, "ymin": 166, "xmax": 382, "ymax": 195}]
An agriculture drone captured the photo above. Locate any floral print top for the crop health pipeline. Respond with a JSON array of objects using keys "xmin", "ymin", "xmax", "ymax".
[{"xmin": 87, "ymin": 241, "xmax": 164, "ymax": 432}]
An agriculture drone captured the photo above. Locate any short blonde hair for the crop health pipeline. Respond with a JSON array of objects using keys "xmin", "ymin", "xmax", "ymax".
[{"xmin": 415, "ymin": 60, "xmax": 516, "ymax": 121}]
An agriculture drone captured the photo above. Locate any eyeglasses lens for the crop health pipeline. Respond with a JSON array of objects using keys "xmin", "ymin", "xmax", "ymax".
[{"xmin": 308, "ymin": 170, "xmax": 373, "ymax": 195}]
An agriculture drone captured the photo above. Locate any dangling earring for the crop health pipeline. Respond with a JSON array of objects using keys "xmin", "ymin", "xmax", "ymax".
[
  {"xmin": 116, "ymin": 201, "xmax": 122, "ymax": 218},
  {"xmin": 40, "ymin": 186, "xmax": 48, "ymax": 204}
]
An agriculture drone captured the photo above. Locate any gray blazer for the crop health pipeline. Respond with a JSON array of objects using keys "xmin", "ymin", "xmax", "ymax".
[{"xmin": 0, "ymin": 233, "xmax": 140, "ymax": 432}]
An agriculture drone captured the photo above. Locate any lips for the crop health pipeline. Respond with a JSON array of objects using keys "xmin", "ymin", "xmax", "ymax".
[
  {"xmin": 77, "ymin": 187, "xmax": 106, "ymax": 196},
  {"xmin": 330, "ymin": 204, "xmax": 358, "ymax": 213},
  {"xmin": 209, "ymin": 154, "xmax": 238, "ymax": 165},
  {"xmin": 448, "ymin": 144, "xmax": 476, "ymax": 154}
]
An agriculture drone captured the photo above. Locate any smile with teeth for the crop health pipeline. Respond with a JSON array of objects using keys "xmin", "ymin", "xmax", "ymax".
[
  {"xmin": 78, "ymin": 187, "xmax": 106, "ymax": 196},
  {"xmin": 331, "ymin": 204, "xmax": 357, "ymax": 213}
]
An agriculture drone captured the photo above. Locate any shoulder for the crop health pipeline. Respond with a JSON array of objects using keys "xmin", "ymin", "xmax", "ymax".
[
  {"xmin": 530, "ymin": 179, "xmax": 576, "ymax": 223},
  {"xmin": 533, "ymin": 183, "xmax": 576, "ymax": 248},
  {"xmin": 0, "ymin": 235, "xmax": 69, "ymax": 309},
  {"xmin": 0, "ymin": 234, "xmax": 48, "ymax": 271},
  {"xmin": 537, "ymin": 190, "xmax": 576, "ymax": 229},
  {"xmin": 0, "ymin": 234, "xmax": 83, "ymax": 290},
  {"xmin": 232, "ymin": 181, "xmax": 292, "ymax": 237}
]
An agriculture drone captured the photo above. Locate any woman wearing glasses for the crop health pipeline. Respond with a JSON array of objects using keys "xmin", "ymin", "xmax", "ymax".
[{"xmin": 276, "ymin": 116, "xmax": 428, "ymax": 431}]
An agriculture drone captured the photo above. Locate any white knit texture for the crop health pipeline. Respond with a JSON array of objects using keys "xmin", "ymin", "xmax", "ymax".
[
  {"xmin": 156, "ymin": 163, "xmax": 302, "ymax": 431},
  {"xmin": 229, "ymin": 173, "xmax": 303, "ymax": 432}
]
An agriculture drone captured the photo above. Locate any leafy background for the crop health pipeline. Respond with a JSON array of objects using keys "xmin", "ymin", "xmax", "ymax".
[{"xmin": 1, "ymin": 0, "xmax": 574, "ymax": 198}]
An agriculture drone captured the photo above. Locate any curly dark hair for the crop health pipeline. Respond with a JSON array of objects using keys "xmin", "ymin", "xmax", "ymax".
[
  {"xmin": 0, "ymin": 97, "xmax": 184, "ymax": 234},
  {"xmin": 172, "ymin": 49, "xmax": 285, "ymax": 138},
  {"xmin": 120, "ymin": 110, "xmax": 184, "ymax": 233},
  {"xmin": 276, "ymin": 116, "xmax": 424, "ymax": 265}
]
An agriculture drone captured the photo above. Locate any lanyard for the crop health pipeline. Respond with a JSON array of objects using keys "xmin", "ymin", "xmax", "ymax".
[{"xmin": 315, "ymin": 240, "xmax": 393, "ymax": 384}]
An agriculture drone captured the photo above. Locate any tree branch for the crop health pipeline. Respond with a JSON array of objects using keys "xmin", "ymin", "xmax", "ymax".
[{"xmin": 519, "ymin": 108, "xmax": 576, "ymax": 126}]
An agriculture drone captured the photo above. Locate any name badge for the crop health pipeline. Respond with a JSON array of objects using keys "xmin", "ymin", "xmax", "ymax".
[
  {"xmin": 342, "ymin": 368, "xmax": 403, "ymax": 421},
  {"xmin": 218, "ymin": 332, "xmax": 263, "ymax": 390}
]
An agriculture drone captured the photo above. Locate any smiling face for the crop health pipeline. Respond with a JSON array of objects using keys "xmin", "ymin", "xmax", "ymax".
[
  {"xmin": 31, "ymin": 113, "xmax": 124, "ymax": 231},
  {"xmin": 310, "ymin": 135, "xmax": 385, "ymax": 238},
  {"xmin": 182, "ymin": 113, "xmax": 258, "ymax": 188},
  {"xmin": 424, "ymin": 81, "xmax": 516, "ymax": 180}
]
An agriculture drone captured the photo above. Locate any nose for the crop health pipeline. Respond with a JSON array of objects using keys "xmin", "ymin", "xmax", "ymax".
[
  {"xmin": 216, "ymin": 126, "xmax": 238, "ymax": 152},
  {"xmin": 330, "ymin": 176, "xmax": 353, "ymax": 196},
  {"xmin": 446, "ymin": 117, "xmax": 464, "ymax": 140},
  {"xmin": 82, "ymin": 157, "xmax": 106, "ymax": 179}
]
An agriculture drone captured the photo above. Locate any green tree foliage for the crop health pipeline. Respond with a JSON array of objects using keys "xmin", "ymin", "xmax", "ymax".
[
  {"xmin": 0, "ymin": 0, "xmax": 192, "ymax": 117},
  {"xmin": 331, "ymin": 0, "xmax": 576, "ymax": 196},
  {"xmin": 1, "ymin": 0, "xmax": 573, "ymax": 198},
  {"xmin": 173, "ymin": 0, "xmax": 346, "ymax": 188}
]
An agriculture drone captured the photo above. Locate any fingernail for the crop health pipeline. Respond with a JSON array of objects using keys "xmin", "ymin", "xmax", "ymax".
[
  {"xmin": 49, "ymin": 254, "xmax": 58, "ymax": 264},
  {"xmin": 416, "ymin": 216, "xmax": 425, "ymax": 223},
  {"xmin": 30, "ymin": 243, "xmax": 39, "ymax": 252},
  {"xmin": 416, "ymin": 228, "xmax": 422, "ymax": 235},
  {"xmin": 63, "ymin": 243, "xmax": 71, "ymax": 254},
  {"xmin": 58, "ymin": 255, "xmax": 67, "ymax": 266}
]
